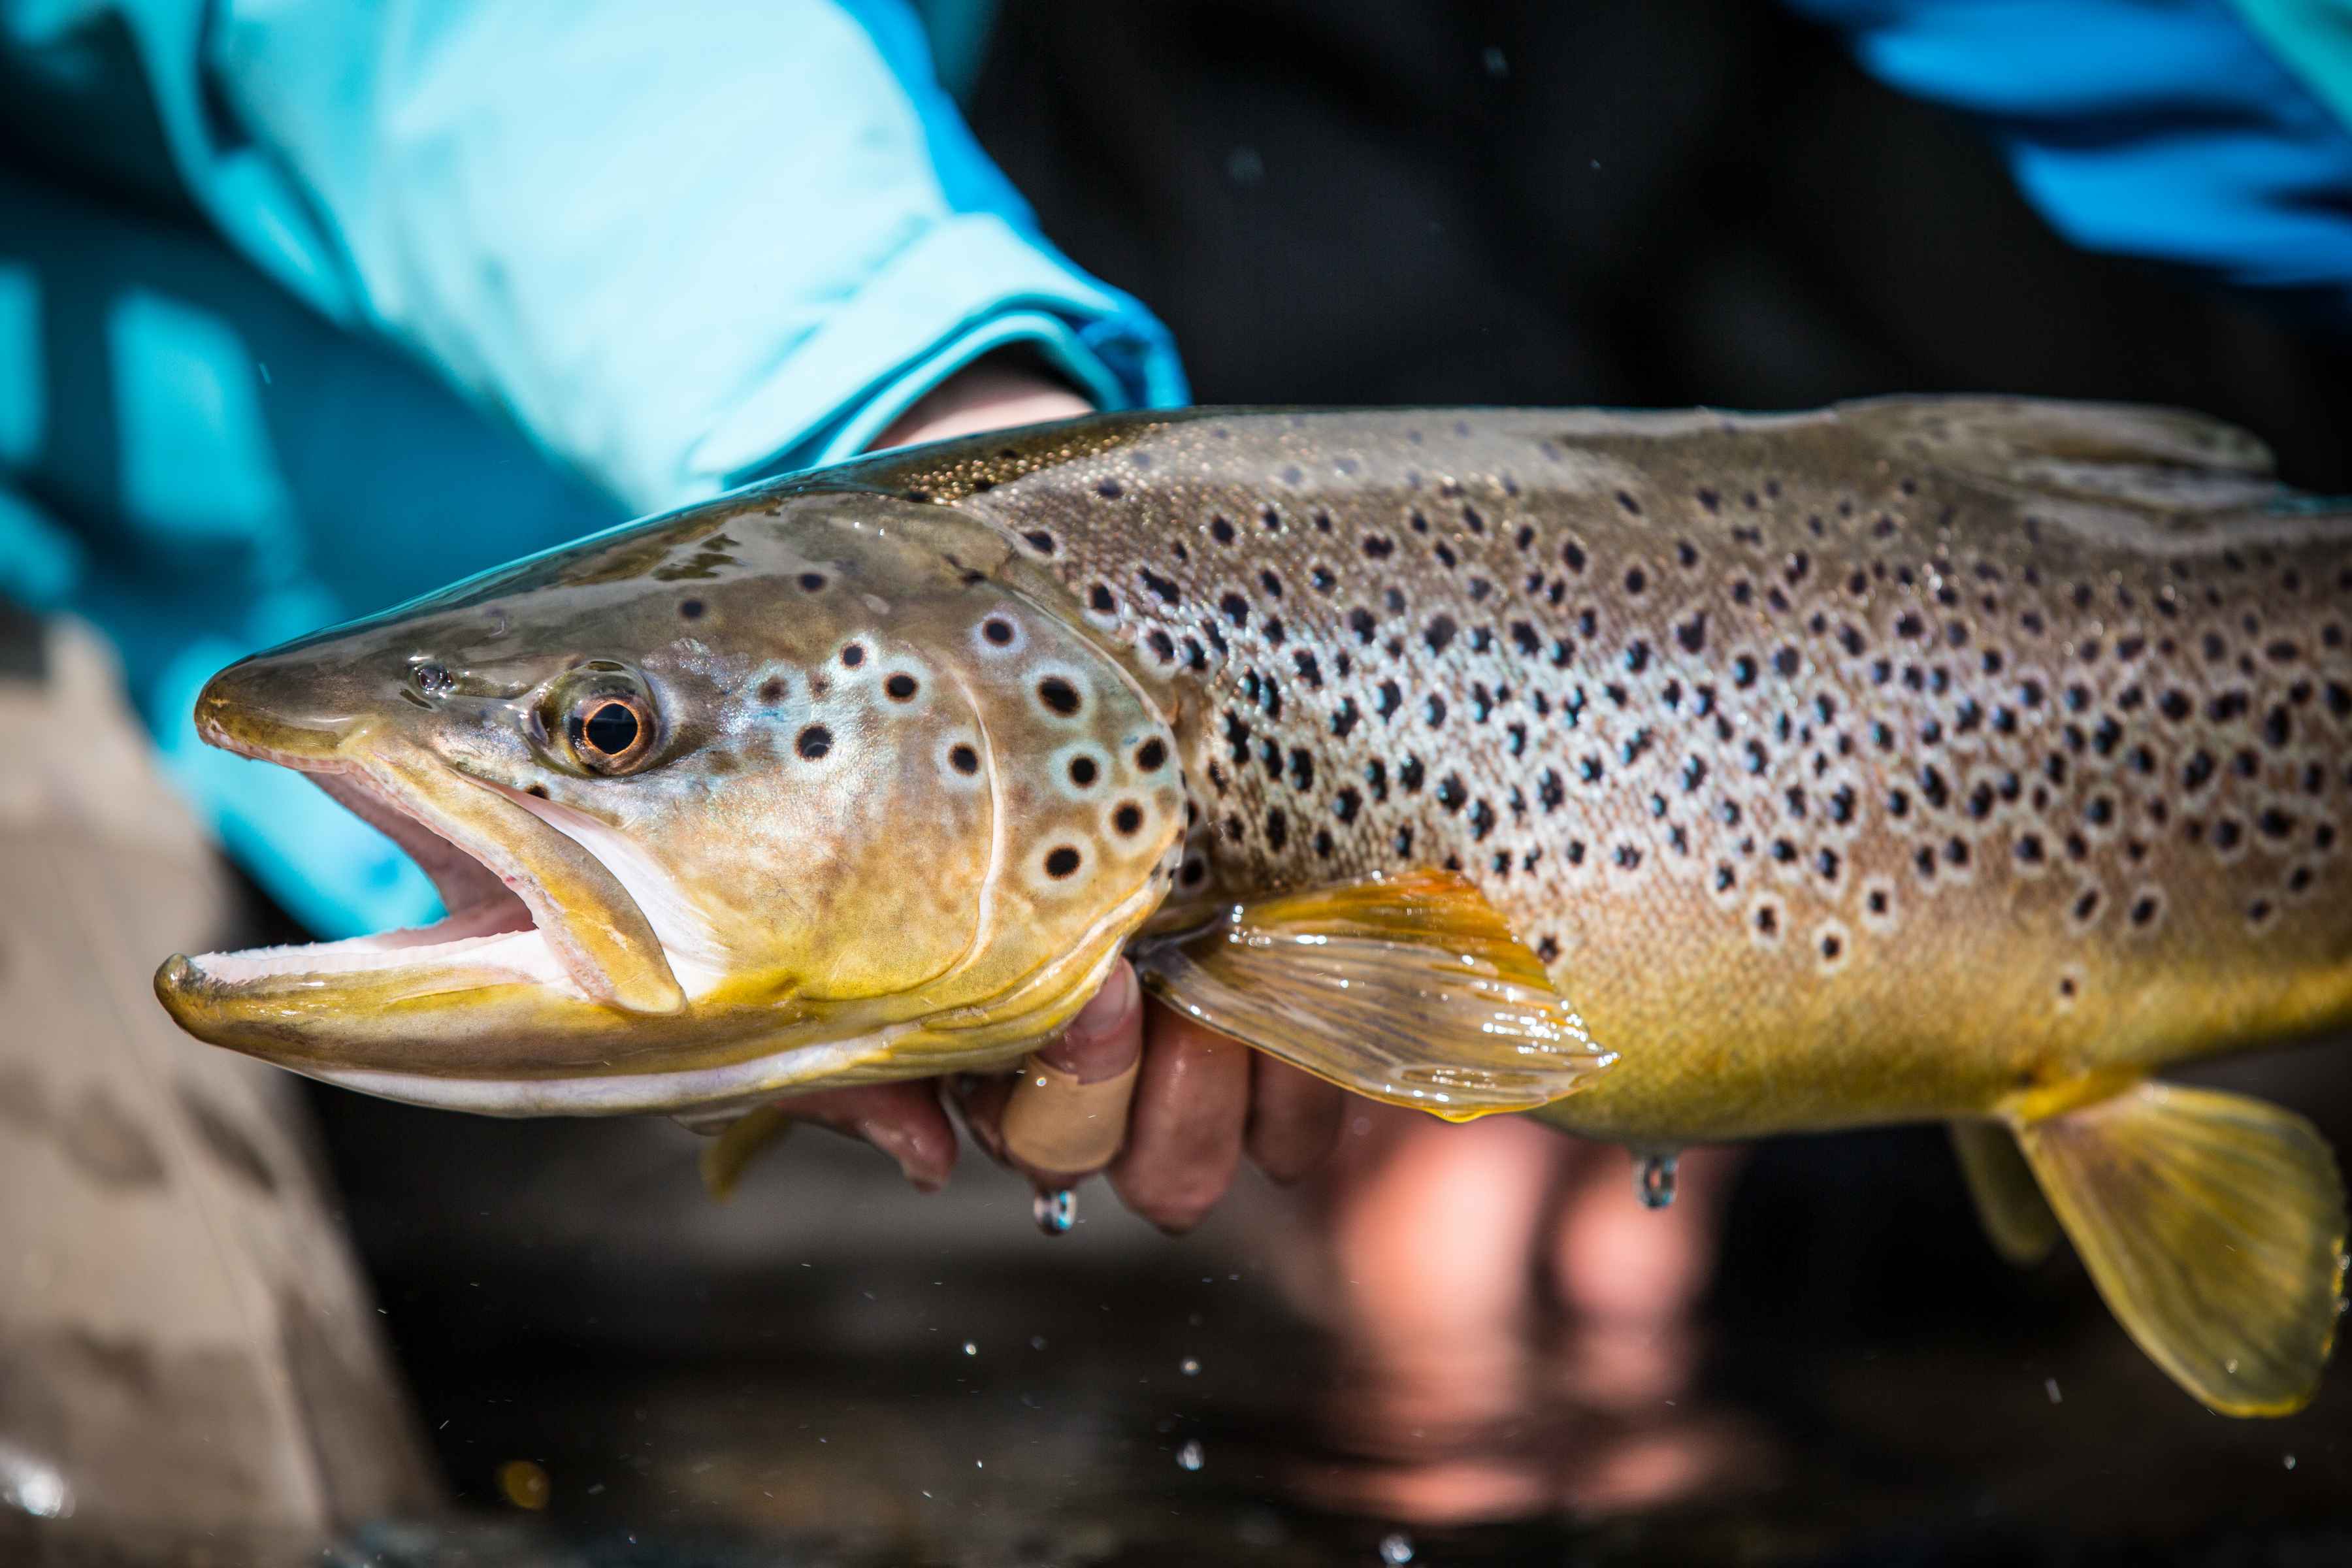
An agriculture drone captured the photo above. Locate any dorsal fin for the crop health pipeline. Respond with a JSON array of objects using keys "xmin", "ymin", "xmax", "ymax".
[{"xmin": 1831, "ymin": 396, "xmax": 2311, "ymax": 526}]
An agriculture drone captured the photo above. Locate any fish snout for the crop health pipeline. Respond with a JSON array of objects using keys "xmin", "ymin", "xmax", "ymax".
[{"xmin": 195, "ymin": 650, "xmax": 367, "ymax": 764}]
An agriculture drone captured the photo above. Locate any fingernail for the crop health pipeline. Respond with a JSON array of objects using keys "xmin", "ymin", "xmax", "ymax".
[{"xmin": 1060, "ymin": 963, "xmax": 1137, "ymax": 1054}]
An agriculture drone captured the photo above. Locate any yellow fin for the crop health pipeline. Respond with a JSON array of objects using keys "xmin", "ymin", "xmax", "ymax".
[
  {"xmin": 694, "ymin": 1104, "xmax": 793, "ymax": 1200},
  {"xmin": 2015, "ymin": 1082, "xmax": 2349, "ymax": 1416},
  {"xmin": 1950, "ymin": 1120, "xmax": 2059, "ymax": 1266},
  {"xmin": 1132, "ymin": 870, "xmax": 1612, "ymax": 1120}
]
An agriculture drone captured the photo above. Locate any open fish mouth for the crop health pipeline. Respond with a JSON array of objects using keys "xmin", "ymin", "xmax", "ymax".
[
  {"xmin": 155, "ymin": 717, "xmax": 691, "ymax": 1057},
  {"xmin": 165, "ymin": 759, "xmax": 567, "ymax": 995}
]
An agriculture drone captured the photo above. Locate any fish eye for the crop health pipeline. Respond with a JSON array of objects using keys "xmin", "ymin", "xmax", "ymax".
[{"xmin": 540, "ymin": 667, "xmax": 661, "ymax": 776}]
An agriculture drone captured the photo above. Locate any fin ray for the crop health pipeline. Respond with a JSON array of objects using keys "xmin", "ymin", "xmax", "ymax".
[
  {"xmin": 2016, "ymin": 1082, "xmax": 2348, "ymax": 1416},
  {"xmin": 1133, "ymin": 870, "xmax": 1612, "ymax": 1120},
  {"xmin": 1833, "ymin": 397, "xmax": 2344, "ymax": 528}
]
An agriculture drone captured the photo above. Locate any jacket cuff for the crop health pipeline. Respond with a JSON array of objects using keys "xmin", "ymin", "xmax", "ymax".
[{"xmin": 683, "ymin": 212, "xmax": 1186, "ymax": 495}]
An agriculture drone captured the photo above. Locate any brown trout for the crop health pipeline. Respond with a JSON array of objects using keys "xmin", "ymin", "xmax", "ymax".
[{"xmin": 157, "ymin": 399, "xmax": 2350, "ymax": 1416}]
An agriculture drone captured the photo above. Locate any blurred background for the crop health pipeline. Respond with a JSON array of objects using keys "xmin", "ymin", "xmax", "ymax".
[{"xmin": 5, "ymin": 1, "xmax": 2351, "ymax": 1563}]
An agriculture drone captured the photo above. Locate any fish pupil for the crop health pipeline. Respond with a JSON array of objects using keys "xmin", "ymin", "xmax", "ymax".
[{"xmin": 582, "ymin": 702, "xmax": 638, "ymax": 757}]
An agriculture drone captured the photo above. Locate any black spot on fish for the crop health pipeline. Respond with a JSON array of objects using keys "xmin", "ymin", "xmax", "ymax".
[
  {"xmin": 679, "ymin": 598, "xmax": 706, "ymax": 619},
  {"xmin": 797, "ymin": 725, "xmax": 833, "ymax": 760},
  {"xmin": 885, "ymin": 673, "xmax": 919, "ymax": 702},
  {"xmin": 841, "ymin": 644, "xmax": 866, "ymax": 668},
  {"xmin": 950, "ymin": 744, "xmax": 979, "ymax": 775},
  {"xmin": 798, "ymin": 572, "xmax": 827, "ymax": 592},
  {"xmin": 1038, "ymin": 677, "xmax": 1081, "ymax": 715},
  {"xmin": 1045, "ymin": 846, "xmax": 1082, "ymax": 878},
  {"xmin": 1113, "ymin": 802, "xmax": 1143, "ymax": 835}
]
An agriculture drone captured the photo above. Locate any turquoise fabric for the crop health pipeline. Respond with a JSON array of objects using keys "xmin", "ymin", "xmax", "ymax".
[
  {"xmin": 1792, "ymin": 0, "xmax": 2352, "ymax": 328},
  {"xmin": 0, "ymin": 0, "xmax": 1184, "ymax": 937}
]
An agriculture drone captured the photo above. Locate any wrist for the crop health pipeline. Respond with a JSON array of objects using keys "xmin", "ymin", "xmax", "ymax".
[{"xmin": 869, "ymin": 355, "xmax": 1095, "ymax": 451}]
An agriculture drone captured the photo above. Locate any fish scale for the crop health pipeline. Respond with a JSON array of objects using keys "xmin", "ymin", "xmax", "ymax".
[
  {"xmin": 881, "ymin": 402, "xmax": 2352, "ymax": 1143},
  {"xmin": 157, "ymin": 395, "xmax": 2352, "ymax": 1416}
]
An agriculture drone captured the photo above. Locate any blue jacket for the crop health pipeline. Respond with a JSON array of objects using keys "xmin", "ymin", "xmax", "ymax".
[{"xmin": 2, "ymin": 0, "xmax": 2346, "ymax": 936}]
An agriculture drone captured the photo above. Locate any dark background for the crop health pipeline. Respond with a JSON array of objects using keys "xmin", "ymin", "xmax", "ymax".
[
  {"xmin": 969, "ymin": 0, "xmax": 2352, "ymax": 485},
  {"xmin": 303, "ymin": 4, "xmax": 2352, "ymax": 1562}
]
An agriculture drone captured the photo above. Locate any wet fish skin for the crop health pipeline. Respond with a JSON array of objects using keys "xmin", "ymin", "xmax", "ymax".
[
  {"xmin": 898, "ymin": 402, "xmax": 2352, "ymax": 1145},
  {"xmin": 157, "ymin": 397, "xmax": 2351, "ymax": 1415}
]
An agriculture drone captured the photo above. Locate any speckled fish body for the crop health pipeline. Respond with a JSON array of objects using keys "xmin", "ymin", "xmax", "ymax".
[
  {"xmin": 879, "ymin": 401, "xmax": 2352, "ymax": 1146},
  {"xmin": 158, "ymin": 398, "xmax": 2351, "ymax": 1414}
]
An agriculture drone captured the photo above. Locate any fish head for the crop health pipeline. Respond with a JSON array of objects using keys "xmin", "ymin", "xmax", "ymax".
[{"xmin": 155, "ymin": 487, "xmax": 1187, "ymax": 1113}]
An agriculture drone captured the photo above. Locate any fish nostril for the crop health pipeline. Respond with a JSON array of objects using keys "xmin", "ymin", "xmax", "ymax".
[{"xmin": 796, "ymin": 724, "xmax": 833, "ymax": 760}]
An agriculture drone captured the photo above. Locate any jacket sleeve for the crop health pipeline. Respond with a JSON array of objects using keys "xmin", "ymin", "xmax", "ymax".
[
  {"xmin": 14, "ymin": 0, "xmax": 1184, "ymax": 513},
  {"xmin": 1786, "ymin": 0, "xmax": 2352, "ymax": 331}
]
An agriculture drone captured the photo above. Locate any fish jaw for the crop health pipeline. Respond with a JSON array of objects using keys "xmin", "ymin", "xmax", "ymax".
[{"xmin": 158, "ymin": 677, "xmax": 690, "ymax": 1069}]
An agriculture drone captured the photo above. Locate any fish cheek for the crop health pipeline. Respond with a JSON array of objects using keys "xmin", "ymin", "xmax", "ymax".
[{"xmin": 729, "ymin": 732, "xmax": 994, "ymax": 1003}]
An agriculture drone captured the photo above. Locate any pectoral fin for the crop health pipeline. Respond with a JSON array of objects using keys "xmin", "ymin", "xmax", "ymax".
[
  {"xmin": 1950, "ymin": 1119, "xmax": 2059, "ymax": 1266},
  {"xmin": 2014, "ymin": 1082, "xmax": 2349, "ymax": 1417},
  {"xmin": 1132, "ymin": 870, "xmax": 1612, "ymax": 1120}
]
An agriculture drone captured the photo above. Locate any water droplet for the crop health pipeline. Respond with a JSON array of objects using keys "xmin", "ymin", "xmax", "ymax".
[
  {"xmin": 1034, "ymin": 1187, "xmax": 1076, "ymax": 1235},
  {"xmin": 0, "ymin": 1444, "xmax": 73, "ymax": 1518},
  {"xmin": 962, "ymin": 1341, "xmax": 977, "ymax": 1356},
  {"xmin": 1636, "ymin": 1151, "xmax": 1679, "ymax": 1209},
  {"xmin": 2044, "ymin": 1378, "xmax": 2061, "ymax": 1405},
  {"xmin": 1177, "ymin": 1439, "xmax": 1205, "ymax": 1472},
  {"xmin": 1029, "ymin": 1335, "xmax": 1048, "ymax": 1351},
  {"xmin": 2284, "ymin": 1453, "xmax": 2297, "ymax": 1470},
  {"xmin": 1181, "ymin": 1358, "xmax": 1201, "ymax": 1377},
  {"xmin": 1379, "ymin": 1531, "xmax": 1416, "ymax": 1563}
]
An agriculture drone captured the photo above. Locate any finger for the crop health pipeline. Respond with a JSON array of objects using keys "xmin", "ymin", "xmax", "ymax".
[
  {"xmin": 766, "ymin": 1081, "xmax": 959, "ymax": 1192},
  {"xmin": 1108, "ymin": 1005, "xmax": 1251, "ymax": 1233},
  {"xmin": 1245, "ymin": 1055, "xmax": 1345, "ymax": 1184},
  {"xmin": 998, "ymin": 960, "xmax": 1143, "ymax": 1177}
]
